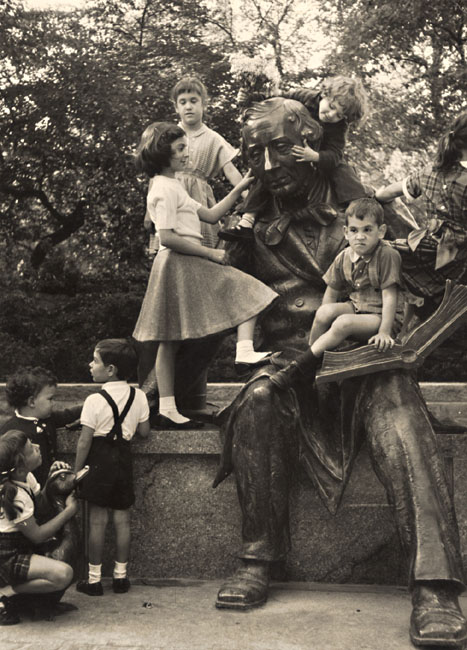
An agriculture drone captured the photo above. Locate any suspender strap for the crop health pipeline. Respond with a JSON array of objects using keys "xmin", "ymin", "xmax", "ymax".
[
  {"xmin": 100, "ymin": 387, "xmax": 136, "ymax": 442},
  {"xmin": 342, "ymin": 248, "xmax": 353, "ymax": 285}
]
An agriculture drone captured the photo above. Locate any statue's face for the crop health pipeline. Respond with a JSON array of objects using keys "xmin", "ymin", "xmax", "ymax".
[{"xmin": 243, "ymin": 110, "xmax": 313, "ymax": 197}]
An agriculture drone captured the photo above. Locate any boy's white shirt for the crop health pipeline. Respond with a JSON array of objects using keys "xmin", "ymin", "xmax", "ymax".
[
  {"xmin": 80, "ymin": 381, "xmax": 149, "ymax": 441},
  {"xmin": 0, "ymin": 472, "xmax": 40, "ymax": 532}
]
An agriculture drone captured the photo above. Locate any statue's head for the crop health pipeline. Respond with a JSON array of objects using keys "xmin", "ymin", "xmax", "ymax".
[{"xmin": 242, "ymin": 97, "xmax": 322, "ymax": 198}]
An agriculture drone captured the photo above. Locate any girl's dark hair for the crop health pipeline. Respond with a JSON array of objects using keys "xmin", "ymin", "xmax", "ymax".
[
  {"xmin": 95, "ymin": 338, "xmax": 138, "ymax": 381},
  {"xmin": 134, "ymin": 122, "xmax": 185, "ymax": 177},
  {"xmin": 5, "ymin": 366, "xmax": 57, "ymax": 409},
  {"xmin": 0, "ymin": 430, "xmax": 29, "ymax": 521},
  {"xmin": 434, "ymin": 112, "xmax": 467, "ymax": 171}
]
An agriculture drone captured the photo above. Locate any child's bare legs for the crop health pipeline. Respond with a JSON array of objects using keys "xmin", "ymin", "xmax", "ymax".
[
  {"xmin": 76, "ymin": 503, "xmax": 107, "ymax": 594},
  {"xmin": 236, "ymin": 317, "xmax": 271, "ymax": 365},
  {"xmin": 311, "ymin": 312, "xmax": 382, "ymax": 357},
  {"xmin": 309, "ymin": 302, "xmax": 355, "ymax": 346},
  {"xmin": 112, "ymin": 509, "xmax": 131, "ymax": 591},
  {"xmin": 156, "ymin": 340, "xmax": 190, "ymax": 424},
  {"xmin": 88, "ymin": 504, "xmax": 108, "ymax": 566},
  {"xmin": 271, "ymin": 303, "xmax": 381, "ymax": 390},
  {"xmin": 11, "ymin": 555, "xmax": 73, "ymax": 594},
  {"xmin": 113, "ymin": 509, "xmax": 130, "ymax": 564}
]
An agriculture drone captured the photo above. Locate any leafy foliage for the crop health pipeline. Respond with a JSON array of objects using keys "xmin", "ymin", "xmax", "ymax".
[{"xmin": 0, "ymin": 0, "xmax": 466, "ymax": 380}]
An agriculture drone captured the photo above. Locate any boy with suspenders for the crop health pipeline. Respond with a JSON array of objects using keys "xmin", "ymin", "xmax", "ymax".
[{"xmin": 74, "ymin": 339, "xmax": 150, "ymax": 595}]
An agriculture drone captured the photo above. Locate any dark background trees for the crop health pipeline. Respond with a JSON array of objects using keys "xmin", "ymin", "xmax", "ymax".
[{"xmin": 1, "ymin": 0, "xmax": 466, "ymax": 381}]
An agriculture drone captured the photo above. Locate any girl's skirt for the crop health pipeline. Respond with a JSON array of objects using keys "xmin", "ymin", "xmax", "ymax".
[
  {"xmin": 0, "ymin": 532, "xmax": 34, "ymax": 587},
  {"xmin": 133, "ymin": 249, "xmax": 278, "ymax": 341}
]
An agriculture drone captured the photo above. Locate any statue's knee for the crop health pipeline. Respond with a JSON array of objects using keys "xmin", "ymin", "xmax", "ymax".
[{"xmin": 248, "ymin": 380, "xmax": 275, "ymax": 410}]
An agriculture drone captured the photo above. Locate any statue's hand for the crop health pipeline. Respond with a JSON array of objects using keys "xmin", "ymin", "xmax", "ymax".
[
  {"xmin": 237, "ymin": 88, "xmax": 249, "ymax": 105},
  {"xmin": 368, "ymin": 332, "xmax": 395, "ymax": 352}
]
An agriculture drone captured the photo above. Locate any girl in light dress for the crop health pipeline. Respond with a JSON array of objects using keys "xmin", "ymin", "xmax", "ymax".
[{"xmin": 134, "ymin": 122, "xmax": 277, "ymax": 428}]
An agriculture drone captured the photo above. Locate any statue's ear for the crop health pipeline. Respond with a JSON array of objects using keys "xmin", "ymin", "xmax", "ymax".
[{"xmin": 302, "ymin": 122, "xmax": 323, "ymax": 150}]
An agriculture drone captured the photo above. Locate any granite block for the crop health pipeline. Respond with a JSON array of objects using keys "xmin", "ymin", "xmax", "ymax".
[{"xmin": 2, "ymin": 383, "xmax": 467, "ymax": 585}]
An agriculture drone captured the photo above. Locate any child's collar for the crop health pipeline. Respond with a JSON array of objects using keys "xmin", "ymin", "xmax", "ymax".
[
  {"xmin": 349, "ymin": 241, "xmax": 381, "ymax": 263},
  {"xmin": 460, "ymin": 161, "xmax": 467, "ymax": 169},
  {"xmin": 14, "ymin": 409, "xmax": 39, "ymax": 423}
]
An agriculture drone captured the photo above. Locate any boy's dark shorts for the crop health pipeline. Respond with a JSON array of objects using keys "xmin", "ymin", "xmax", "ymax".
[{"xmin": 78, "ymin": 438, "xmax": 135, "ymax": 510}]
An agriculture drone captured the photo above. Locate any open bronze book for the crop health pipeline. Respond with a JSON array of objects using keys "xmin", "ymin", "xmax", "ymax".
[{"xmin": 315, "ymin": 281, "xmax": 467, "ymax": 385}]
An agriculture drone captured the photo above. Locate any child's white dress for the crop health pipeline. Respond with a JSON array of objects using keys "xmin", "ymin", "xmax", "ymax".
[{"xmin": 133, "ymin": 175, "xmax": 277, "ymax": 341}]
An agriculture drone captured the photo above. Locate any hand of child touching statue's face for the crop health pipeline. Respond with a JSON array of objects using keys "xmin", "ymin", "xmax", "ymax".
[{"xmin": 291, "ymin": 138, "xmax": 319, "ymax": 164}]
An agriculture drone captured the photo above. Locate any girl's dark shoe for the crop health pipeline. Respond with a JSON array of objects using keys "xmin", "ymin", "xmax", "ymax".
[
  {"xmin": 0, "ymin": 596, "xmax": 20, "ymax": 625},
  {"xmin": 218, "ymin": 225, "xmax": 254, "ymax": 242},
  {"xmin": 76, "ymin": 580, "xmax": 103, "ymax": 596},
  {"xmin": 113, "ymin": 577, "xmax": 131, "ymax": 593},
  {"xmin": 155, "ymin": 414, "xmax": 204, "ymax": 430}
]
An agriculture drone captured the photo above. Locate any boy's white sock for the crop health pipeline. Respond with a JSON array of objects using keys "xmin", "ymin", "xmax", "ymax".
[
  {"xmin": 88, "ymin": 563, "xmax": 102, "ymax": 584},
  {"xmin": 113, "ymin": 561, "xmax": 128, "ymax": 580},
  {"xmin": 235, "ymin": 340, "xmax": 271, "ymax": 364},
  {"xmin": 159, "ymin": 396, "xmax": 190, "ymax": 424}
]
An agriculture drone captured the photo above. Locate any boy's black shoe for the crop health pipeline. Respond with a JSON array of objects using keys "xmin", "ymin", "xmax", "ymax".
[
  {"xmin": 218, "ymin": 226, "xmax": 254, "ymax": 242},
  {"xmin": 76, "ymin": 580, "xmax": 103, "ymax": 596},
  {"xmin": 113, "ymin": 578, "xmax": 131, "ymax": 594},
  {"xmin": 0, "ymin": 596, "xmax": 20, "ymax": 625}
]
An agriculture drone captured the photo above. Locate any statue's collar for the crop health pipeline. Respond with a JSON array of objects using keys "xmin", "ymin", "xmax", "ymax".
[{"xmin": 257, "ymin": 194, "xmax": 338, "ymax": 246}]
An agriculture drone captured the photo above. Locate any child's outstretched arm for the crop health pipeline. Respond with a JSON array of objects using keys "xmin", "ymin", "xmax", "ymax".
[
  {"xmin": 375, "ymin": 181, "xmax": 403, "ymax": 203},
  {"xmin": 368, "ymin": 285, "xmax": 398, "ymax": 351},
  {"xmin": 199, "ymin": 172, "xmax": 254, "ymax": 224},
  {"xmin": 17, "ymin": 493, "xmax": 78, "ymax": 544},
  {"xmin": 74, "ymin": 425, "xmax": 94, "ymax": 473}
]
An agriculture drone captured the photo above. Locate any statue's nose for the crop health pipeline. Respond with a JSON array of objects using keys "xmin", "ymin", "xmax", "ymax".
[{"xmin": 264, "ymin": 148, "xmax": 278, "ymax": 171}]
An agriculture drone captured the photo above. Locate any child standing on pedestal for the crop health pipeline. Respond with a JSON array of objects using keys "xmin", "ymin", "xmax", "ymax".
[
  {"xmin": 270, "ymin": 198, "xmax": 405, "ymax": 390},
  {"xmin": 219, "ymin": 76, "xmax": 370, "ymax": 241},
  {"xmin": 133, "ymin": 122, "xmax": 277, "ymax": 428},
  {"xmin": 144, "ymin": 75, "xmax": 245, "ymax": 252},
  {"xmin": 375, "ymin": 111, "xmax": 467, "ymax": 315},
  {"xmin": 74, "ymin": 339, "xmax": 150, "ymax": 596}
]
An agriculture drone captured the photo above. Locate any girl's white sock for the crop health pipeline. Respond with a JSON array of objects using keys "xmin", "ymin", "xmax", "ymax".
[
  {"xmin": 88, "ymin": 563, "xmax": 102, "ymax": 584},
  {"xmin": 159, "ymin": 396, "xmax": 190, "ymax": 424},
  {"xmin": 0, "ymin": 586, "xmax": 15, "ymax": 598},
  {"xmin": 113, "ymin": 561, "xmax": 128, "ymax": 580},
  {"xmin": 235, "ymin": 340, "xmax": 271, "ymax": 364}
]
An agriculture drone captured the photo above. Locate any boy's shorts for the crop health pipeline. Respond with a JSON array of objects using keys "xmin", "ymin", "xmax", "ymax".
[
  {"xmin": 78, "ymin": 438, "xmax": 135, "ymax": 510},
  {"xmin": 0, "ymin": 532, "xmax": 34, "ymax": 587}
]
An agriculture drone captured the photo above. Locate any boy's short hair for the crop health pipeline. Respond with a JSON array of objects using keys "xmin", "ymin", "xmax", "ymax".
[
  {"xmin": 95, "ymin": 339, "xmax": 137, "ymax": 381},
  {"xmin": 134, "ymin": 122, "xmax": 185, "ymax": 177},
  {"xmin": 170, "ymin": 76, "xmax": 209, "ymax": 105},
  {"xmin": 345, "ymin": 198, "xmax": 385, "ymax": 226},
  {"xmin": 321, "ymin": 76, "xmax": 368, "ymax": 124},
  {"xmin": 5, "ymin": 367, "xmax": 57, "ymax": 409}
]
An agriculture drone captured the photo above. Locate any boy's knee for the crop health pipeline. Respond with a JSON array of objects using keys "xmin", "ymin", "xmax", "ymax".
[
  {"xmin": 330, "ymin": 314, "xmax": 354, "ymax": 335},
  {"xmin": 315, "ymin": 304, "xmax": 336, "ymax": 325}
]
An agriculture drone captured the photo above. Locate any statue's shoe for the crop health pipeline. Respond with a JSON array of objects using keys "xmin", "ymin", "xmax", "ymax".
[
  {"xmin": 216, "ymin": 565, "xmax": 269, "ymax": 610},
  {"xmin": 410, "ymin": 596, "xmax": 467, "ymax": 647}
]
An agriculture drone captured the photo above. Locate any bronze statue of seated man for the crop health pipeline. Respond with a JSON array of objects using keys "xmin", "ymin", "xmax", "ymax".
[{"xmin": 213, "ymin": 96, "xmax": 467, "ymax": 648}]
